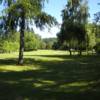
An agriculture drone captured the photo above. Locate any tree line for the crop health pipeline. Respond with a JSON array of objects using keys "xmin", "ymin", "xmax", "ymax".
[{"xmin": 0, "ymin": 30, "xmax": 57, "ymax": 53}]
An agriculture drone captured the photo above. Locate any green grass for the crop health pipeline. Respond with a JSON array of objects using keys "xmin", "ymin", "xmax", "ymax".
[{"xmin": 0, "ymin": 50, "xmax": 100, "ymax": 100}]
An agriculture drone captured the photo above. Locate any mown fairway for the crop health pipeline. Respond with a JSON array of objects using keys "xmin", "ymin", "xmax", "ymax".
[{"xmin": 0, "ymin": 50, "xmax": 100, "ymax": 100}]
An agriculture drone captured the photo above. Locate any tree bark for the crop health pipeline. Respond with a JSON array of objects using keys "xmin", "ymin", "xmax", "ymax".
[
  {"xmin": 69, "ymin": 49, "xmax": 72, "ymax": 56},
  {"xmin": 79, "ymin": 50, "xmax": 82, "ymax": 56},
  {"xmin": 18, "ymin": 11, "xmax": 25, "ymax": 65}
]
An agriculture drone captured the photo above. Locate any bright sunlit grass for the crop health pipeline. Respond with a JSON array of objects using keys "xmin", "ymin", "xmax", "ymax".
[{"xmin": 0, "ymin": 50, "xmax": 70, "ymax": 72}]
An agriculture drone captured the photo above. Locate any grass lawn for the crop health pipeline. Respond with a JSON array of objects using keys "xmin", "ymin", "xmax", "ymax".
[{"xmin": 0, "ymin": 50, "xmax": 100, "ymax": 100}]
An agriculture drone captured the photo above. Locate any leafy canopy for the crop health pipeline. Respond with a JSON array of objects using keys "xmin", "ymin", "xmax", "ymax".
[{"xmin": 0, "ymin": 0, "xmax": 57, "ymax": 32}]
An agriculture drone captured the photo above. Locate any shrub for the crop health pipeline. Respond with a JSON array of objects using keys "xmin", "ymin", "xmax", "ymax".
[
  {"xmin": 0, "ymin": 41, "xmax": 19, "ymax": 53},
  {"xmin": 95, "ymin": 43, "xmax": 100, "ymax": 54}
]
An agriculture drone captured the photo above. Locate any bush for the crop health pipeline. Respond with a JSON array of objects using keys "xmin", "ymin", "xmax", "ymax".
[
  {"xmin": 95, "ymin": 43, "xmax": 100, "ymax": 54},
  {"xmin": 0, "ymin": 31, "xmax": 43, "ymax": 53},
  {"xmin": 24, "ymin": 32, "xmax": 41, "ymax": 51},
  {"xmin": 0, "ymin": 41, "xmax": 19, "ymax": 53}
]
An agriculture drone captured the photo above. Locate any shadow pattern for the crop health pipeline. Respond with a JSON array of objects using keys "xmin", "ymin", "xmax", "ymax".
[{"xmin": 0, "ymin": 55, "xmax": 100, "ymax": 100}]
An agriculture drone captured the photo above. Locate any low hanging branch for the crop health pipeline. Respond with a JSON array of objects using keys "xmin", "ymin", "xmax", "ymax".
[{"xmin": 0, "ymin": 0, "xmax": 57, "ymax": 65}]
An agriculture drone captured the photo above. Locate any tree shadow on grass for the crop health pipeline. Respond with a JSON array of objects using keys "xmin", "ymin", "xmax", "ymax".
[
  {"xmin": 0, "ymin": 56, "xmax": 100, "ymax": 100},
  {"xmin": 0, "ymin": 58, "xmax": 17, "ymax": 66},
  {"xmin": 25, "ymin": 54, "xmax": 100, "ymax": 64}
]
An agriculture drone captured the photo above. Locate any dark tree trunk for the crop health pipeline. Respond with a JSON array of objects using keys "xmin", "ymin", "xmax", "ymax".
[
  {"xmin": 18, "ymin": 11, "xmax": 25, "ymax": 65},
  {"xmin": 69, "ymin": 49, "xmax": 72, "ymax": 56},
  {"xmin": 79, "ymin": 50, "xmax": 82, "ymax": 56}
]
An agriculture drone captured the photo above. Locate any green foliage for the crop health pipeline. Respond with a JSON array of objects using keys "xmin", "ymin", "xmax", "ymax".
[
  {"xmin": 1, "ymin": 41, "xmax": 19, "ymax": 53},
  {"xmin": 24, "ymin": 31, "xmax": 42, "ymax": 51},
  {"xmin": 95, "ymin": 43, "xmax": 100, "ymax": 54},
  {"xmin": 0, "ymin": 31, "xmax": 44, "ymax": 52},
  {"xmin": 94, "ymin": 12, "xmax": 100, "ymax": 24},
  {"xmin": 94, "ymin": 3, "xmax": 100, "ymax": 54},
  {"xmin": 1, "ymin": 0, "xmax": 57, "ymax": 33},
  {"xmin": 0, "ymin": 0, "xmax": 57, "ymax": 64},
  {"xmin": 41, "ymin": 42, "xmax": 46, "ymax": 49},
  {"xmin": 0, "ymin": 40, "xmax": 18, "ymax": 53},
  {"xmin": 86, "ymin": 24, "xmax": 96, "ymax": 50},
  {"xmin": 57, "ymin": 0, "xmax": 89, "ymax": 55},
  {"xmin": 0, "ymin": 32, "xmax": 19, "ymax": 53},
  {"xmin": 43, "ymin": 38, "xmax": 57, "ymax": 49},
  {"xmin": 52, "ymin": 42, "xmax": 60, "ymax": 50}
]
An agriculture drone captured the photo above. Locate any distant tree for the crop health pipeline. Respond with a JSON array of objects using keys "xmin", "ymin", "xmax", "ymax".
[
  {"xmin": 0, "ymin": 32, "xmax": 19, "ymax": 53},
  {"xmin": 43, "ymin": 38, "xmax": 57, "ymax": 49},
  {"xmin": 94, "ymin": 3, "xmax": 100, "ymax": 54},
  {"xmin": 86, "ymin": 24, "xmax": 96, "ymax": 54},
  {"xmin": 0, "ymin": 31, "xmax": 44, "ymax": 53},
  {"xmin": 41, "ymin": 42, "xmax": 46, "ymax": 49},
  {"xmin": 52, "ymin": 42, "xmax": 60, "ymax": 50},
  {"xmin": 24, "ymin": 31, "xmax": 42, "ymax": 51},
  {"xmin": 57, "ymin": 0, "xmax": 89, "ymax": 55}
]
